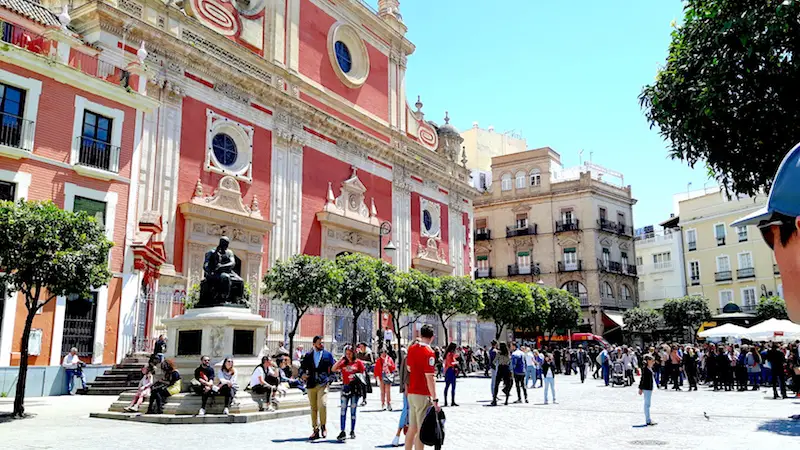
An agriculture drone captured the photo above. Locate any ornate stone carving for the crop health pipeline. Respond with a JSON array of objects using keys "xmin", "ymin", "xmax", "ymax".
[
  {"xmin": 193, "ymin": 222, "xmax": 205, "ymax": 233},
  {"xmin": 210, "ymin": 326, "xmax": 225, "ymax": 357},
  {"xmin": 416, "ymin": 238, "xmax": 447, "ymax": 264},
  {"xmin": 323, "ymin": 167, "xmax": 379, "ymax": 227},
  {"xmin": 193, "ymin": 179, "xmax": 204, "ymax": 198},
  {"xmin": 393, "ymin": 165, "xmax": 412, "ymax": 194},
  {"xmin": 191, "ymin": 175, "xmax": 263, "ymax": 219},
  {"xmin": 214, "ymin": 81, "xmax": 250, "ymax": 104}
]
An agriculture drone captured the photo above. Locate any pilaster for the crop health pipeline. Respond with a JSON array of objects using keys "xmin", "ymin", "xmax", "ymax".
[
  {"xmin": 270, "ymin": 110, "xmax": 305, "ymax": 263},
  {"xmin": 392, "ymin": 165, "xmax": 412, "ymax": 271}
]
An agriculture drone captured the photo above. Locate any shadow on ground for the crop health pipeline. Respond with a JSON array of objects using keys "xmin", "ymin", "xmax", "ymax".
[{"xmin": 757, "ymin": 419, "xmax": 800, "ymax": 437}]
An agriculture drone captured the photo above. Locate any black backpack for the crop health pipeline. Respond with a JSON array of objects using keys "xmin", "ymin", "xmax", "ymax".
[{"xmin": 420, "ymin": 406, "xmax": 446, "ymax": 449}]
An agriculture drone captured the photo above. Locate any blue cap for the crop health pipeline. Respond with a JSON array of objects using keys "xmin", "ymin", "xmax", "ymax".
[{"xmin": 731, "ymin": 142, "xmax": 800, "ymax": 227}]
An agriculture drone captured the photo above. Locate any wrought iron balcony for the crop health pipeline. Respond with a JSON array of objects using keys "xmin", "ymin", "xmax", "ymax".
[
  {"xmin": 617, "ymin": 224, "xmax": 633, "ymax": 236},
  {"xmin": 715, "ymin": 271, "xmax": 733, "ymax": 282},
  {"xmin": 597, "ymin": 219, "xmax": 617, "ymax": 233},
  {"xmin": 0, "ymin": 113, "xmax": 34, "ymax": 151},
  {"xmin": 558, "ymin": 260, "xmax": 582, "ymax": 272},
  {"xmin": 555, "ymin": 219, "xmax": 580, "ymax": 233},
  {"xmin": 598, "ymin": 259, "xmax": 623, "ymax": 273},
  {"xmin": 716, "ymin": 236, "xmax": 726, "ymax": 246},
  {"xmin": 508, "ymin": 264, "xmax": 537, "ymax": 276},
  {"xmin": 577, "ymin": 293, "xmax": 589, "ymax": 307},
  {"xmin": 475, "ymin": 229, "xmax": 491, "ymax": 241},
  {"xmin": 474, "ymin": 268, "xmax": 493, "ymax": 279},
  {"xmin": 625, "ymin": 264, "xmax": 637, "ymax": 276},
  {"xmin": 736, "ymin": 267, "xmax": 755, "ymax": 279},
  {"xmin": 774, "ymin": 263, "xmax": 780, "ymax": 275},
  {"xmin": 690, "ymin": 276, "xmax": 700, "ymax": 286},
  {"xmin": 506, "ymin": 224, "xmax": 538, "ymax": 238},
  {"xmin": 76, "ymin": 136, "xmax": 121, "ymax": 173},
  {"xmin": 688, "ymin": 241, "xmax": 697, "ymax": 251}
]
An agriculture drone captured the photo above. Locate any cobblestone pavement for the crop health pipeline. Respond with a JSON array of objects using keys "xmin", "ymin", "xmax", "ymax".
[{"xmin": 2, "ymin": 373, "xmax": 799, "ymax": 449}]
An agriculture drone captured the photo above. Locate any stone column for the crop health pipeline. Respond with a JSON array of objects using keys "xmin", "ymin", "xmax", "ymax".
[
  {"xmin": 269, "ymin": 110, "xmax": 305, "ymax": 263},
  {"xmin": 392, "ymin": 165, "xmax": 412, "ymax": 271},
  {"xmin": 448, "ymin": 192, "xmax": 466, "ymax": 276}
]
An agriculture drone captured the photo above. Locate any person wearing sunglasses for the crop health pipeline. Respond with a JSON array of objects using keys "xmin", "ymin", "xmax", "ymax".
[{"xmin": 731, "ymin": 143, "xmax": 800, "ymax": 324}]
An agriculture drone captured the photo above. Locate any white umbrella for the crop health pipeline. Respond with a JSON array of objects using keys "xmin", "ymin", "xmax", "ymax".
[
  {"xmin": 741, "ymin": 318, "xmax": 800, "ymax": 341},
  {"xmin": 698, "ymin": 323, "xmax": 749, "ymax": 339}
]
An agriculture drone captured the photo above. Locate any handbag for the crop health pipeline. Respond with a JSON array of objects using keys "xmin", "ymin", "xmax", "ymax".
[
  {"xmin": 166, "ymin": 380, "xmax": 182, "ymax": 396},
  {"xmin": 382, "ymin": 372, "xmax": 395, "ymax": 385}
]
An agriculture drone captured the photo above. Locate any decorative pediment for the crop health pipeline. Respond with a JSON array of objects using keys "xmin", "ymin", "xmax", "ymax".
[
  {"xmin": 599, "ymin": 236, "xmax": 613, "ymax": 248},
  {"xmin": 412, "ymin": 238, "xmax": 453, "ymax": 275},
  {"xmin": 619, "ymin": 241, "xmax": 630, "ymax": 251},
  {"xmin": 557, "ymin": 235, "xmax": 580, "ymax": 247},
  {"xmin": 322, "ymin": 167, "xmax": 380, "ymax": 228},
  {"xmin": 180, "ymin": 176, "xmax": 273, "ymax": 235},
  {"xmin": 511, "ymin": 203, "xmax": 532, "ymax": 213}
]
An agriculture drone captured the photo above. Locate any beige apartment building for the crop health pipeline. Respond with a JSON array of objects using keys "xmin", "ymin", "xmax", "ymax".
[
  {"xmin": 473, "ymin": 148, "xmax": 638, "ymax": 334},
  {"xmin": 461, "ymin": 123, "xmax": 528, "ymax": 172},
  {"xmin": 679, "ymin": 192, "xmax": 782, "ymax": 314}
]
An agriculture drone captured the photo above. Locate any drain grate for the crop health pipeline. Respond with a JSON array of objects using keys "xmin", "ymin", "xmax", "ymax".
[{"xmin": 629, "ymin": 440, "xmax": 668, "ymax": 446}]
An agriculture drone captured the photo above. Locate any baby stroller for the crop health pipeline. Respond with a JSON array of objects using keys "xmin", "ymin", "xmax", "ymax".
[{"xmin": 611, "ymin": 360, "xmax": 626, "ymax": 387}]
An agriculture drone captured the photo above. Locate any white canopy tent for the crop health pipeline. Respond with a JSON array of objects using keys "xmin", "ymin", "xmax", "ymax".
[
  {"xmin": 741, "ymin": 318, "xmax": 800, "ymax": 342},
  {"xmin": 698, "ymin": 323, "xmax": 749, "ymax": 339}
]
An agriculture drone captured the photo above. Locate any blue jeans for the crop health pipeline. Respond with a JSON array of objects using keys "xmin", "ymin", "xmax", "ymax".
[
  {"xmin": 397, "ymin": 394, "xmax": 409, "ymax": 429},
  {"xmin": 444, "ymin": 368, "xmax": 457, "ymax": 403},
  {"xmin": 339, "ymin": 388, "xmax": 359, "ymax": 433},
  {"xmin": 654, "ymin": 368, "xmax": 661, "ymax": 386},
  {"xmin": 543, "ymin": 377, "xmax": 555, "ymax": 403},
  {"xmin": 525, "ymin": 366, "xmax": 536, "ymax": 388},
  {"xmin": 643, "ymin": 389, "xmax": 652, "ymax": 424},
  {"xmin": 490, "ymin": 368, "xmax": 497, "ymax": 396},
  {"xmin": 602, "ymin": 363, "xmax": 610, "ymax": 386},
  {"xmin": 65, "ymin": 369, "xmax": 86, "ymax": 394}
]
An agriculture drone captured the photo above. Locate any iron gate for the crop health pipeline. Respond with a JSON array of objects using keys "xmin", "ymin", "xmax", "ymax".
[{"xmin": 61, "ymin": 293, "xmax": 98, "ymax": 358}]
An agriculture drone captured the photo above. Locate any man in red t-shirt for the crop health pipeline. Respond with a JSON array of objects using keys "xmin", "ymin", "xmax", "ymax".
[{"xmin": 405, "ymin": 324, "xmax": 439, "ymax": 450}]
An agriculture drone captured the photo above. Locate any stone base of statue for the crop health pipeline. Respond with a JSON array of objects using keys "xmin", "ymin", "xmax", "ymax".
[{"xmin": 91, "ymin": 306, "xmax": 310, "ymax": 424}]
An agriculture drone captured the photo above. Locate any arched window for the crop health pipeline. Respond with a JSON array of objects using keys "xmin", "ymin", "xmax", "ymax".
[
  {"xmin": 561, "ymin": 281, "xmax": 587, "ymax": 304},
  {"xmin": 622, "ymin": 285, "xmax": 632, "ymax": 302},
  {"xmin": 602, "ymin": 282, "xmax": 614, "ymax": 299},
  {"xmin": 515, "ymin": 171, "xmax": 526, "ymax": 189},
  {"xmin": 530, "ymin": 169, "xmax": 541, "ymax": 187},
  {"xmin": 501, "ymin": 173, "xmax": 512, "ymax": 191}
]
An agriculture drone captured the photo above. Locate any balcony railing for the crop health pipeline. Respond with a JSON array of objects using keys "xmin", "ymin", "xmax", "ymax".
[
  {"xmin": 715, "ymin": 270, "xmax": 733, "ymax": 282},
  {"xmin": 774, "ymin": 263, "xmax": 780, "ymax": 275},
  {"xmin": 601, "ymin": 296, "xmax": 618, "ymax": 308},
  {"xmin": 736, "ymin": 267, "xmax": 755, "ymax": 279},
  {"xmin": 475, "ymin": 229, "xmax": 491, "ymax": 241},
  {"xmin": 653, "ymin": 261, "xmax": 672, "ymax": 271},
  {"xmin": 508, "ymin": 264, "xmax": 534, "ymax": 276},
  {"xmin": 76, "ymin": 136, "xmax": 120, "ymax": 173},
  {"xmin": 69, "ymin": 52, "xmax": 130, "ymax": 88},
  {"xmin": 598, "ymin": 259, "xmax": 623, "ymax": 273},
  {"xmin": 0, "ymin": 21, "xmax": 52, "ymax": 57},
  {"xmin": 688, "ymin": 241, "xmax": 697, "ymax": 251},
  {"xmin": 555, "ymin": 220, "xmax": 580, "ymax": 233},
  {"xmin": 619, "ymin": 297, "xmax": 636, "ymax": 309},
  {"xmin": 597, "ymin": 219, "xmax": 617, "ymax": 233},
  {"xmin": 558, "ymin": 260, "xmax": 582, "ymax": 272},
  {"xmin": 690, "ymin": 276, "xmax": 700, "ymax": 286},
  {"xmin": 474, "ymin": 268, "xmax": 493, "ymax": 279},
  {"xmin": 577, "ymin": 293, "xmax": 589, "ymax": 307},
  {"xmin": 617, "ymin": 224, "xmax": 633, "ymax": 236},
  {"xmin": 625, "ymin": 264, "xmax": 637, "ymax": 276},
  {"xmin": 506, "ymin": 224, "xmax": 538, "ymax": 238},
  {"xmin": 0, "ymin": 112, "xmax": 34, "ymax": 151},
  {"xmin": 716, "ymin": 236, "xmax": 726, "ymax": 246}
]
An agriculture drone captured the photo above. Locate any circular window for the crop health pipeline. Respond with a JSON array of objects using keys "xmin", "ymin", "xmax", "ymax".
[
  {"xmin": 327, "ymin": 23, "xmax": 370, "ymax": 88},
  {"xmin": 334, "ymin": 41, "xmax": 352, "ymax": 73},
  {"xmin": 212, "ymin": 133, "xmax": 238, "ymax": 167},
  {"xmin": 423, "ymin": 210, "xmax": 433, "ymax": 231}
]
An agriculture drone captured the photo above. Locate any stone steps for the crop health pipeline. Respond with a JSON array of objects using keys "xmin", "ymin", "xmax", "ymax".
[
  {"xmin": 107, "ymin": 389, "xmax": 308, "ymax": 415},
  {"xmin": 89, "ymin": 406, "xmax": 310, "ymax": 424},
  {"xmin": 84, "ymin": 356, "xmax": 152, "ymax": 396}
]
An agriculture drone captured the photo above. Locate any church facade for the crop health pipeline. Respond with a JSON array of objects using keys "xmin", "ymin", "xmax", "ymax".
[{"xmin": 0, "ymin": 0, "xmax": 475, "ymax": 365}]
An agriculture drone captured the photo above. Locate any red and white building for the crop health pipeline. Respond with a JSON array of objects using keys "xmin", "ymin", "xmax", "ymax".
[{"xmin": 0, "ymin": 0, "xmax": 476, "ymax": 366}]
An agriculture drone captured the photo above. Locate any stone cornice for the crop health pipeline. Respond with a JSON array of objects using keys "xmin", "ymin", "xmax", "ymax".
[{"xmin": 69, "ymin": 2, "xmax": 474, "ymax": 200}]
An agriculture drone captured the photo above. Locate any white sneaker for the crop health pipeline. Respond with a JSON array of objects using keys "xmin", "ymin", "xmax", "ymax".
[
  {"xmin": 198, "ymin": 408, "xmax": 205, "ymax": 416},
  {"xmin": 222, "ymin": 408, "xmax": 229, "ymax": 415},
  {"xmin": 391, "ymin": 436, "xmax": 400, "ymax": 447}
]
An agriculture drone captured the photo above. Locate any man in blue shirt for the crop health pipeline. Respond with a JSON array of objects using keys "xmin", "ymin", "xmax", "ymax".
[
  {"xmin": 300, "ymin": 335, "xmax": 335, "ymax": 440},
  {"xmin": 510, "ymin": 342, "xmax": 528, "ymax": 403}
]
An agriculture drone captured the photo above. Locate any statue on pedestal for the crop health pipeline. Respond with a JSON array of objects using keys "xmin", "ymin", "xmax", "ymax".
[{"xmin": 198, "ymin": 236, "xmax": 245, "ymax": 307}]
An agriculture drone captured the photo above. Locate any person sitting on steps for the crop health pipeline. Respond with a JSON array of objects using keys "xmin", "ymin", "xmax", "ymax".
[
  {"xmin": 124, "ymin": 364, "xmax": 154, "ymax": 412},
  {"xmin": 249, "ymin": 356, "xmax": 280, "ymax": 411},
  {"xmin": 277, "ymin": 356, "xmax": 307, "ymax": 393},
  {"xmin": 216, "ymin": 357, "xmax": 238, "ymax": 415},
  {"xmin": 193, "ymin": 355, "xmax": 217, "ymax": 416},
  {"xmin": 147, "ymin": 359, "xmax": 181, "ymax": 414}
]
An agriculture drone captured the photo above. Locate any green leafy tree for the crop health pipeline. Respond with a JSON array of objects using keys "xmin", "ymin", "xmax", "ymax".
[
  {"xmin": 477, "ymin": 279, "xmax": 532, "ymax": 340},
  {"xmin": 372, "ymin": 259, "xmax": 398, "ymax": 351},
  {"xmin": 385, "ymin": 269, "xmax": 436, "ymax": 365},
  {"xmin": 756, "ymin": 296, "xmax": 788, "ymax": 320},
  {"xmin": 661, "ymin": 295, "xmax": 712, "ymax": 343},
  {"xmin": 517, "ymin": 284, "xmax": 551, "ymax": 337},
  {"xmin": 543, "ymin": 287, "xmax": 581, "ymax": 338},
  {"xmin": 262, "ymin": 255, "xmax": 340, "ymax": 352},
  {"xmin": 0, "ymin": 200, "xmax": 113, "ymax": 417},
  {"xmin": 334, "ymin": 253, "xmax": 386, "ymax": 346},
  {"xmin": 622, "ymin": 308, "xmax": 663, "ymax": 334},
  {"xmin": 431, "ymin": 276, "xmax": 482, "ymax": 344},
  {"xmin": 640, "ymin": 0, "xmax": 800, "ymax": 195}
]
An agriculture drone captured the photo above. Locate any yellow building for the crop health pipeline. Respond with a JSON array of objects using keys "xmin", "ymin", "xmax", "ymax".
[
  {"xmin": 473, "ymin": 148, "xmax": 638, "ymax": 334},
  {"xmin": 678, "ymin": 192, "xmax": 782, "ymax": 314},
  {"xmin": 461, "ymin": 123, "xmax": 528, "ymax": 171}
]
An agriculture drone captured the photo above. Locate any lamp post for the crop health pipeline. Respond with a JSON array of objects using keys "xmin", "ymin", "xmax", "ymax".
[{"xmin": 377, "ymin": 221, "xmax": 396, "ymax": 351}]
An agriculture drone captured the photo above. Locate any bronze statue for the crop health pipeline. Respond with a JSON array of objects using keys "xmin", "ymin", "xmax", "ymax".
[{"xmin": 198, "ymin": 236, "xmax": 245, "ymax": 307}]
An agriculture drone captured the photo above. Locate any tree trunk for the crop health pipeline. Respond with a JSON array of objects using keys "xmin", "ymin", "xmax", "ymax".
[
  {"xmin": 440, "ymin": 316, "xmax": 449, "ymax": 345},
  {"xmin": 393, "ymin": 316, "xmax": 403, "ymax": 370},
  {"xmin": 13, "ymin": 307, "xmax": 37, "ymax": 417},
  {"xmin": 287, "ymin": 308, "xmax": 305, "ymax": 356},
  {"xmin": 494, "ymin": 323, "xmax": 504, "ymax": 341},
  {"xmin": 352, "ymin": 309, "xmax": 361, "ymax": 347}
]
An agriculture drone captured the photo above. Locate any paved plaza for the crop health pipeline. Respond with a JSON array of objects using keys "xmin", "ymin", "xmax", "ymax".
[{"xmin": 2, "ymin": 374, "xmax": 798, "ymax": 449}]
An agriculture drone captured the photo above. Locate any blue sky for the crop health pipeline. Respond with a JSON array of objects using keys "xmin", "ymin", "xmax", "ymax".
[{"xmin": 370, "ymin": 0, "xmax": 715, "ymax": 228}]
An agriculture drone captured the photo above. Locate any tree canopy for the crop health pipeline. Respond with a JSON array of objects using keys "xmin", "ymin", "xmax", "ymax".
[
  {"xmin": 640, "ymin": 0, "xmax": 800, "ymax": 195},
  {"xmin": 262, "ymin": 254, "xmax": 341, "ymax": 351},
  {"xmin": 334, "ymin": 253, "xmax": 387, "ymax": 345},
  {"xmin": 623, "ymin": 308, "xmax": 663, "ymax": 334},
  {"xmin": 0, "ymin": 200, "xmax": 113, "ymax": 417},
  {"xmin": 542, "ymin": 287, "xmax": 581, "ymax": 337},
  {"xmin": 661, "ymin": 295, "xmax": 712, "ymax": 342},
  {"xmin": 477, "ymin": 279, "xmax": 533, "ymax": 340},
  {"xmin": 385, "ymin": 269, "xmax": 436, "ymax": 362},
  {"xmin": 430, "ymin": 276, "xmax": 482, "ymax": 344},
  {"xmin": 756, "ymin": 295, "xmax": 788, "ymax": 320}
]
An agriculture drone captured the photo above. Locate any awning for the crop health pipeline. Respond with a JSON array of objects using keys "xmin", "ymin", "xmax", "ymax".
[{"xmin": 602, "ymin": 312, "xmax": 625, "ymax": 333}]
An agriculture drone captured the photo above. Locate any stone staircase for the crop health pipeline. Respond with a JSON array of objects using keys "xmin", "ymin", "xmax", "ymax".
[{"xmin": 84, "ymin": 355, "xmax": 152, "ymax": 396}]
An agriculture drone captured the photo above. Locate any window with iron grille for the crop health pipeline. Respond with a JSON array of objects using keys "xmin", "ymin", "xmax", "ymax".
[
  {"xmin": 0, "ymin": 180, "xmax": 15, "ymax": 201},
  {"xmin": 61, "ymin": 292, "xmax": 98, "ymax": 358}
]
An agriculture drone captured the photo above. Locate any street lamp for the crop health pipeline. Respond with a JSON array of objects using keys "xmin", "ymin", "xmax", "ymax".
[{"xmin": 377, "ymin": 221, "xmax": 393, "ymax": 351}]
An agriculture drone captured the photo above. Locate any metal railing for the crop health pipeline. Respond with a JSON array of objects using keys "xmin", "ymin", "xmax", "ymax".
[
  {"xmin": 736, "ymin": 267, "xmax": 755, "ymax": 279},
  {"xmin": 598, "ymin": 259, "xmax": 622, "ymax": 273},
  {"xmin": 625, "ymin": 264, "xmax": 637, "ymax": 276},
  {"xmin": 0, "ymin": 112, "xmax": 34, "ymax": 151},
  {"xmin": 716, "ymin": 236, "xmax": 726, "ymax": 246},
  {"xmin": 507, "ymin": 264, "xmax": 534, "ymax": 276},
  {"xmin": 76, "ymin": 136, "xmax": 121, "ymax": 173},
  {"xmin": 578, "ymin": 293, "xmax": 589, "ymax": 307},
  {"xmin": 601, "ymin": 296, "xmax": 618, "ymax": 308},
  {"xmin": 506, "ymin": 224, "xmax": 538, "ymax": 238},
  {"xmin": 617, "ymin": 224, "xmax": 633, "ymax": 236},
  {"xmin": 690, "ymin": 276, "xmax": 700, "ymax": 286},
  {"xmin": 558, "ymin": 260, "xmax": 582, "ymax": 272},
  {"xmin": 475, "ymin": 229, "xmax": 491, "ymax": 241},
  {"xmin": 0, "ymin": 21, "xmax": 52, "ymax": 56},
  {"xmin": 715, "ymin": 271, "xmax": 733, "ymax": 282},
  {"xmin": 474, "ymin": 268, "xmax": 493, "ymax": 279},
  {"xmin": 598, "ymin": 219, "xmax": 617, "ymax": 232},
  {"xmin": 555, "ymin": 220, "xmax": 580, "ymax": 233},
  {"xmin": 68, "ymin": 51, "xmax": 130, "ymax": 88},
  {"xmin": 688, "ymin": 241, "xmax": 697, "ymax": 251},
  {"xmin": 132, "ymin": 290, "xmax": 186, "ymax": 354}
]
